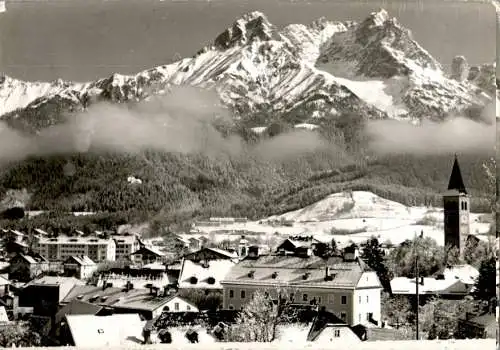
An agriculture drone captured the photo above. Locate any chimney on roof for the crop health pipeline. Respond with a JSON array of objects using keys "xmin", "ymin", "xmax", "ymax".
[
  {"xmin": 420, "ymin": 276, "xmax": 424, "ymax": 286},
  {"xmin": 343, "ymin": 244, "xmax": 359, "ymax": 261},
  {"xmin": 248, "ymin": 246, "xmax": 259, "ymax": 259},
  {"xmin": 325, "ymin": 266, "xmax": 333, "ymax": 281}
]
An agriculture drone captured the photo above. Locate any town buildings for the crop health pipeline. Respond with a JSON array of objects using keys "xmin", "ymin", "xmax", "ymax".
[
  {"xmin": 112, "ymin": 234, "xmax": 141, "ymax": 261},
  {"xmin": 220, "ymin": 245, "xmax": 383, "ymax": 327},
  {"xmin": 34, "ymin": 236, "xmax": 116, "ymax": 263},
  {"xmin": 61, "ymin": 283, "xmax": 191, "ymax": 320}
]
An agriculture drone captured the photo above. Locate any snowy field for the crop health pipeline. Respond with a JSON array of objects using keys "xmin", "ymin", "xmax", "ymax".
[
  {"xmin": 186, "ymin": 191, "xmax": 492, "ymax": 248},
  {"xmin": 12, "ymin": 339, "xmax": 497, "ymax": 350}
]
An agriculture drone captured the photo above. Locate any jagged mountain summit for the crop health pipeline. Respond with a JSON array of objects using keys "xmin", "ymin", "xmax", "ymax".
[{"xmin": 0, "ymin": 9, "xmax": 495, "ymax": 133}]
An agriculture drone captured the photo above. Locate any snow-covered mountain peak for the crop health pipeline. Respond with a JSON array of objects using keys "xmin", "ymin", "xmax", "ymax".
[
  {"xmin": 362, "ymin": 8, "xmax": 391, "ymax": 28},
  {"xmin": 213, "ymin": 11, "xmax": 275, "ymax": 50},
  {"xmin": 0, "ymin": 10, "xmax": 494, "ymax": 131}
]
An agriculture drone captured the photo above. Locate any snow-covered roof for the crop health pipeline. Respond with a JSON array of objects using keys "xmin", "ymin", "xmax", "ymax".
[
  {"xmin": 442, "ymin": 264, "xmax": 479, "ymax": 285},
  {"xmin": 33, "ymin": 228, "xmax": 49, "ymax": 236},
  {"xmin": 37, "ymin": 235, "xmax": 115, "ymax": 245},
  {"xmin": 65, "ymin": 255, "xmax": 96, "ymax": 266},
  {"xmin": 178, "ymin": 259, "xmax": 235, "ymax": 289},
  {"xmin": 143, "ymin": 263, "xmax": 166, "ymax": 271},
  {"xmin": 0, "ymin": 306, "xmax": 9, "ymax": 324},
  {"xmin": 132, "ymin": 245, "xmax": 165, "ymax": 257},
  {"xmin": 65, "ymin": 314, "xmax": 145, "ymax": 347},
  {"xmin": 222, "ymin": 255, "xmax": 370, "ymax": 289},
  {"xmin": 0, "ymin": 275, "xmax": 10, "ymax": 286},
  {"xmin": 390, "ymin": 276, "xmax": 470, "ymax": 295},
  {"xmin": 25, "ymin": 276, "xmax": 85, "ymax": 302}
]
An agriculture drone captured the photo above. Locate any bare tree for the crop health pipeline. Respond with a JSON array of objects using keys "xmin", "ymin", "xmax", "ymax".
[
  {"xmin": 481, "ymin": 158, "xmax": 497, "ymax": 257},
  {"xmin": 225, "ymin": 286, "xmax": 300, "ymax": 342}
]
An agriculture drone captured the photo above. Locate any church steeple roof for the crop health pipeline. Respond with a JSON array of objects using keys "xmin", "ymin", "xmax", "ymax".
[{"xmin": 447, "ymin": 154, "xmax": 467, "ymax": 194}]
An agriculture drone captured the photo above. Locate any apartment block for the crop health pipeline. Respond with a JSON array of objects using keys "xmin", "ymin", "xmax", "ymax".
[
  {"xmin": 34, "ymin": 236, "xmax": 116, "ymax": 263},
  {"xmin": 112, "ymin": 234, "xmax": 140, "ymax": 261}
]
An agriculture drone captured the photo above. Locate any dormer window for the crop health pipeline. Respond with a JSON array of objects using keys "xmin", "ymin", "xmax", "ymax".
[
  {"xmin": 248, "ymin": 270, "xmax": 255, "ymax": 278},
  {"xmin": 302, "ymin": 272, "xmax": 310, "ymax": 280},
  {"xmin": 97, "ymin": 329, "xmax": 104, "ymax": 334},
  {"xmin": 190, "ymin": 277, "xmax": 198, "ymax": 285},
  {"xmin": 271, "ymin": 272, "xmax": 278, "ymax": 279},
  {"xmin": 207, "ymin": 277, "xmax": 216, "ymax": 285}
]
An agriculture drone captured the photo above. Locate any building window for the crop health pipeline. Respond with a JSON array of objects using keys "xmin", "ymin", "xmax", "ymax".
[
  {"xmin": 340, "ymin": 312, "xmax": 346, "ymax": 321},
  {"xmin": 229, "ymin": 290, "xmax": 234, "ymax": 298},
  {"xmin": 174, "ymin": 303, "xmax": 179, "ymax": 311},
  {"xmin": 366, "ymin": 296, "xmax": 369, "ymax": 303},
  {"xmin": 359, "ymin": 296, "xmax": 361, "ymax": 304},
  {"xmin": 341, "ymin": 296, "xmax": 347, "ymax": 305},
  {"xmin": 241, "ymin": 290, "xmax": 246, "ymax": 299},
  {"xmin": 303, "ymin": 294, "xmax": 308, "ymax": 302},
  {"xmin": 464, "ymin": 202, "xmax": 468, "ymax": 210},
  {"xmin": 334, "ymin": 329, "xmax": 340, "ymax": 337},
  {"xmin": 329, "ymin": 294, "xmax": 335, "ymax": 304},
  {"xmin": 187, "ymin": 305, "xmax": 191, "ymax": 311},
  {"xmin": 229, "ymin": 305, "xmax": 234, "ymax": 310}
]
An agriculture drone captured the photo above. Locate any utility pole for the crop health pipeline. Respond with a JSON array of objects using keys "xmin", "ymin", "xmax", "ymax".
[
  {"xmin": 415, "ymin": 230, "xmax": 423, "ymax": 340},
  {"xmin": 415, "ymin": 245, "xmax": 419, "ymax": 340}
]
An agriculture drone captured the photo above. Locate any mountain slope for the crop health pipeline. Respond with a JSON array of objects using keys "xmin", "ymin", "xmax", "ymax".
[{"xmin": 0, "ymin": 10, "xmax": 494, "ymax": 227}]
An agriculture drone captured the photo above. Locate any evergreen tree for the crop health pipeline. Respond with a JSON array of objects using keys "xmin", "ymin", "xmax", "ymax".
[
  {"xmin": 331, "ymin": 238, "xmax": 339, "ymax": 256},
  {"xmin": 361, "ymin": 237, "xmax": 393, "ymax": 294},
  {"xmin": 472, "ymin": 256, "xmax": 497, "ymax": 302}
]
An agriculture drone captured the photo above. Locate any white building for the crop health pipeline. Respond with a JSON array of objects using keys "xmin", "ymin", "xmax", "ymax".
[
  {"xmin": 34, "ymin": 236, "xmax": 116, "ymax": 262},
  {"xmin": 159, "ymin": 295, "xmax": 198, "ymax": 313},
  {"xmin": 178, "ymin": 259, "xmax": 235, "ymax": 290},
  {"xmin": 221, "ymin": 245, "xmax": 382, "ymax": 327},
  {"xmin": 63, "ymin": 255, "xmax": 97, "ymax": 280},
  {"xmin": 112, "ymin": 234, "xmax": 140, "ymax": 261}
]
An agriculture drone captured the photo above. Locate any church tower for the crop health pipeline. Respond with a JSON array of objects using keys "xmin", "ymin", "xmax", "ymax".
[{"xmin": 443, "ymin": 155, "xmax": 470, "ymax": 256}]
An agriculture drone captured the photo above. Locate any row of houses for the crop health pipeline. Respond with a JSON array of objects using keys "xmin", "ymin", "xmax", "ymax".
[{"xmin": 0, "ymin": 234, "xmax": 495, "ymax": 346}]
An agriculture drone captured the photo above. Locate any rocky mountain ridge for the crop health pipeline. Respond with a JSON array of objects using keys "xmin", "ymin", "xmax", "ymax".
[{"xmin": 0, "ymin": 9, "xmax": 495, "ymax": 134}]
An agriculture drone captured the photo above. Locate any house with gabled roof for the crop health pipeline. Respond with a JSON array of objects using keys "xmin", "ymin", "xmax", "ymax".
[
  {"xmin": 60, "ymin": 313, "xmax": 146, "ymax": 347},
  {"xmin": 276, "ymin": 236, "xmax": 322, "ymax": 256},
  {"xmin": 61, "ymin": 283, "xmax": 186, "ymax": 320},
  {"xmin": 131, "ymin": 245, "xmax": 165, "ymax": 265},
  {"xmin": 8, "ymin": 252, "xmax": 49, "ymax": 282},
  {"xmin": 390, "ymin": 274, "xmax": 473, "ymax": 300},
  {"xmin": 181, "ymin": 247, "xmax": 238, "ymax": 263},
  {"xmin": 63, "ymin": 255, "xmax": 96, "ymax": 280},
  {"xmin": 306, "ymin": 309, "xmax": 362, "ymax": 344},
  {"xmin": 220, "ymin": 244, "xmax": 382, "ymax": 326},
  {"xmin": 178, "ymin": 259, "xmax": 235, "ymax": 291}
]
